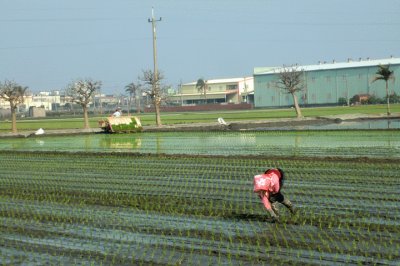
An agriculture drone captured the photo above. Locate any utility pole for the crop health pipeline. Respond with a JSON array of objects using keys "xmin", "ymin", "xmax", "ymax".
[
  {"xmin": 148, "ymin": 7, "xmax": 161, "ymax": 82},
  {"xmin": 148, "ymin": 7, "xmax": 162, "ymax": 126}
]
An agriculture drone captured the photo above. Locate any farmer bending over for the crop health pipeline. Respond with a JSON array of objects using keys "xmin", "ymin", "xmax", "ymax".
[{"xmin": 253, "ymin": 168, "xmax": 295, "ymax": 222}]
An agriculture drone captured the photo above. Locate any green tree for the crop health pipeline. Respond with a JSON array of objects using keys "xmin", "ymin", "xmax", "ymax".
[
  {"xmin": 275, "ymin": 66, "xmax": 305, "ymax": 118},
  {"xmin": 66, "ymin": 78, "xmax": 101, "ymax": 129},
  {"xmin": 0, "ymin": 80, "xmax": 27, "ymax": 133},
  {"xmin": 196, "ymin": 78, "xmax": 208, "ymax": 104},
  {"xmin": 125, "ymin": 82, "xmax": 142, "ymax": 115},
  {"xmin": 372, "ymin": 64, "xmax": 395, "ymax": 116}
]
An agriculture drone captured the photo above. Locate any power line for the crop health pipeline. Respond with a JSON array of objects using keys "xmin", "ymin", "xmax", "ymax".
[
  {"xmin": 0, "ymin": 37, "xmax": 149, "ymax": 50},
  {"xmin": 0, "ymin": 18, "xmax": 130, "ymax": 23}
]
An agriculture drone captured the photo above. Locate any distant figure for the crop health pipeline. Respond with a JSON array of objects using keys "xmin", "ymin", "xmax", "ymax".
[
  {"xmin": 112, "ymin": 108, "xmax": 122, "ymax": 117},
  {"xmin": 253, "ymin": 168, "xmax": 295, "ymax": 222}
]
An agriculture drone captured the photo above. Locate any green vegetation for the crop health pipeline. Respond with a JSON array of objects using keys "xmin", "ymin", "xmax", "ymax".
[
  {"xmin": 99, "ymin": 117, "xmax": 143, "ymax": 133},
  {"xmin": 1, "ymin": 104, "xmax": 399, "ymax": 132},
  {"xmin": 0, "ymin": 104, "xmax": 399, "ymax": 264},
  {"xmin": 0, "ymin": 151, "xmax": 399, "ymax": 265},
  {"xmin": 1, "ymin": 131, "xmax": 399, "ymax": 158},
  {"xmin": 109, "ymin": 121, "xmax": 142, "ymax": 132}
]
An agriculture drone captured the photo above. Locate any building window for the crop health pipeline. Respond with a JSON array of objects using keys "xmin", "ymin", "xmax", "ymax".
[
  {"xmin": 326, "ymin": 76, "xmax": 331, "ymax": 82},
  {"xmin": 311, "ymin": 77, "xmax": 316, "ymax": 83},
  {"xmin": 271, "ymin": 96, "xmax": 275, "ymax": 103},
  {"xmin": 227, "ymin": 84, "xmax": 238, "ymax": 90}
]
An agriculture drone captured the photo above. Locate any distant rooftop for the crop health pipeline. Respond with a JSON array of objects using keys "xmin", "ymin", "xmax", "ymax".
[
  {"xmin": 254, "ymin": 57, "xmax": 400, "ymax": 75},
  {"xmin": 184, "ymin": 76, "xmax": 253, "ymax": 86}
]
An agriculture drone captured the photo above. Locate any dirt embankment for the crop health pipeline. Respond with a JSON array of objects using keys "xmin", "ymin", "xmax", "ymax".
[
  {"xmin": 0, "ymin": 113, "xmax": 399, "ymax": 138},
  {"xmin": 143, "ymin": 113, "xmax": 400, "ymax": 132}
]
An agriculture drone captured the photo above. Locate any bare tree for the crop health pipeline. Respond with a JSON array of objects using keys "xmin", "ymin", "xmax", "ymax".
[
  {"xmin": 372, "ymin": 64, "xmax": 395, "ymax": 116},
  {"xmin": 66, "ymin": 78, "xmax": 101, "ymax": 129},
  {"xmin": 125, "ymin": 82, "xmax": 142, "ymax": 115},
  {"xmin": 140, "ymin": 69, "xmax": 164, "ymax": 126},
  {"xmin": 275, "ymin": 66, "xmax": 305, "ymax": 118},
  {"xmin": 0, "ymin": 80, "xmax": 28, "ymax": 133},
  {"xmin": 196, "ymin": 78, "xmax": 208, "ymax": 104}
]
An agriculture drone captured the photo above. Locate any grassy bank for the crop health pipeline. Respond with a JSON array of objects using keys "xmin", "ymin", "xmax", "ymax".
[{"xmin": 1, "ymin": 104, "xmax": 399, "ymax": 132}]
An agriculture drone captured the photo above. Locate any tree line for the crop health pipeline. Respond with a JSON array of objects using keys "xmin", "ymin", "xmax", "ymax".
[
  {"xmin": 0, "ymin": 65, "xmax": 395, "ymax": 133},
  {"xmin": 0, "ymin": 69, "xmax": 166, "ymax": 133}
]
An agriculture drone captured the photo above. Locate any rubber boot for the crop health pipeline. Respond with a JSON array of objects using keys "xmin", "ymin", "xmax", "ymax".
[
  {"xmin": 268, "ymin": 209, "xmax": 279, "ymax": 223},
  {"xmin": 282, "ymin": 199, "xmax": 296, "ymax": 214},
  {"xmin": 271, "ymin": 202, "xmax": 280, "ymax": 216}
]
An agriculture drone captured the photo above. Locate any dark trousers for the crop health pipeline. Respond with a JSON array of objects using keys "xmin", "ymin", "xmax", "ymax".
[{"xmin": 269, "ymin": 192, "xmax": 284, "ymax": 203}]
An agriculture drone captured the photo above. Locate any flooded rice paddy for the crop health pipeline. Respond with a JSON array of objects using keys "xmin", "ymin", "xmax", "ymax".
[
  {"xmin": 0, "ymin": 126, "xmax": 399, "ymax": 265},
  {"xmin": 1, "ymin": 130, "xmax": 399, "ymax": 158}
]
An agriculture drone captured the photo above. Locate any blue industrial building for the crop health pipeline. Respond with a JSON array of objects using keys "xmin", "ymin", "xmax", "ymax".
[{"xmin": 254, "ymin": 57, "xmax": 400, "ymax": 108}]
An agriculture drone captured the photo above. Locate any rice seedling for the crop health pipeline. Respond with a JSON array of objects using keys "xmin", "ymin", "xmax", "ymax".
[{"xmin": 0, "ymin": 130, "xmax": 399, "ymax": 265}]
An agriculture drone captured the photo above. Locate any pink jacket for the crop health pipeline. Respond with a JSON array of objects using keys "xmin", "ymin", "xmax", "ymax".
[{"xmin": 253, "ymin": 169, "xmax": 281, "ymax": 210}]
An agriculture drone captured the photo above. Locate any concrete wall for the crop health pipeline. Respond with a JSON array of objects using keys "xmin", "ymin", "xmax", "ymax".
[{"xmin": 29, "ymin": 106, "xmax": 46, "ymax": 117}]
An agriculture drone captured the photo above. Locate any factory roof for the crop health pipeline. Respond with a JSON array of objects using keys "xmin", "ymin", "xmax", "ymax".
[{"xmin": 254, "ymin": 57, "xmax": 400, "ymax": 75}]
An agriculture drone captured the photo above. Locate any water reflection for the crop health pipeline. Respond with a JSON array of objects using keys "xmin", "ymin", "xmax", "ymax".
[
  {"xmin": 100, "ymin": 136, "xmax": 142, "ymax": 149},
  {"xmin": 35, "ymin": 139, "xmax": 45, "ymax": 146},
  {"xmin": 252, "ymin": 118, "xmax": 400, "ymax": 130},
  {"xmin": 0, "ymin": 126, "xmax": 399, "ymax": 158}
]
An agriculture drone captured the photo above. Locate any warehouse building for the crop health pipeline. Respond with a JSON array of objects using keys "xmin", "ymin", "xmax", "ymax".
[{"xmin": 254, "ymin": 57, "xmax": 400, "ymax": 108}]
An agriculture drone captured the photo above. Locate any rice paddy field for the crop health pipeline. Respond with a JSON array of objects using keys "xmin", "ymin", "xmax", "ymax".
[{"xmin": 0, "ymin": 130, "xmax": 399, "ymax": 265}]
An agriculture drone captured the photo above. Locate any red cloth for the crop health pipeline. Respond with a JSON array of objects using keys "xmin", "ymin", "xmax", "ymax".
[{"xmin": 253, "ymin": 169, "xmax": 281, "ymax": 210}]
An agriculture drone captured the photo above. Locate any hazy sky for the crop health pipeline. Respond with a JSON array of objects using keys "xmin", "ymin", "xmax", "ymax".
[{"xmin": 1, "ymin": 0, "xmax": 399, "ymax": 94}]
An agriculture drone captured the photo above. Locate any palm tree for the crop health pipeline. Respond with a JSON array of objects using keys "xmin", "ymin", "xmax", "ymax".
[
  {"xmin": 196, "ymin": 78, "xmax": 208, "ymax": 104},
  {"xmin": 125, "ymin": 82, "xmax": 141, "ymax": 114},
  {"xmin": 0, "ymin": 80, "xmax": 27, "ymax": 133},
  {"xmin": 372, "ymin": 64, "xmax": 394, "ymax": 116}
]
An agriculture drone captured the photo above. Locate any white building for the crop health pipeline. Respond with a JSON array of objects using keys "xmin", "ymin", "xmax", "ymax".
[
  {"xmin": 0, "ymin": 91, "xmax": 63, "ymax": 112},
  {"xmin": 170, "ymin": 76, "xmax": 254, "ymax": 105}
]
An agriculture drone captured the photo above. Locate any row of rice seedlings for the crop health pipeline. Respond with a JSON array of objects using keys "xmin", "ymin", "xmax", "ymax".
[{"xmin": 1, "ymin": 150, "xmax": 399, "ymax": 264}]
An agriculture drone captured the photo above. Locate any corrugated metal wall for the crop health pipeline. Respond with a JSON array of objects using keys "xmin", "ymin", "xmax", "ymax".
[{"xmin": 254, "ymin": 64, "xmax": 400, "ymax": 107}]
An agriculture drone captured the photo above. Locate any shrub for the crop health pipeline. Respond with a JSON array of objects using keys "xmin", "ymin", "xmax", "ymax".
[
  {"xmin": 367, "ymin": 95, "xmax": 383, "ymax": 104},
  {"xmin": 389, "ymin": 93, "xmax": 400, "ymax": 103},
  {"xmin": 337, "ymin": 97, "xmax": 348, "ymax": 106}
]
